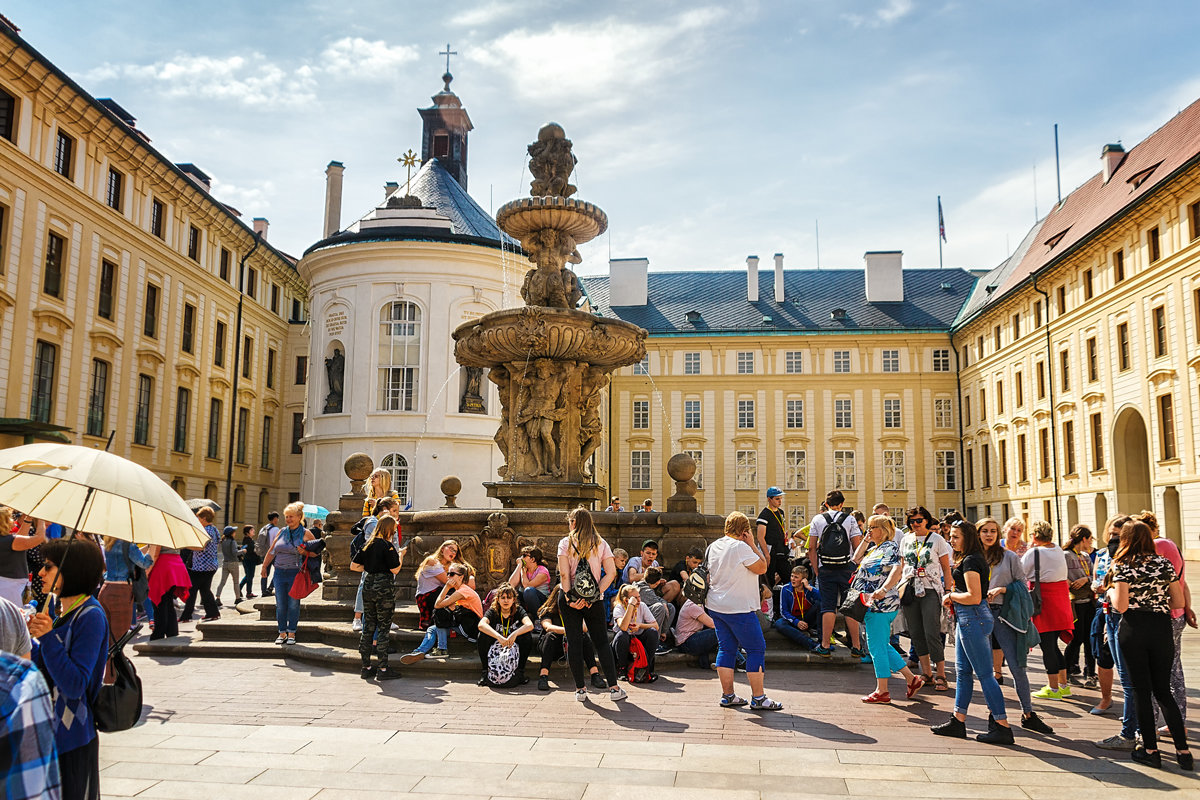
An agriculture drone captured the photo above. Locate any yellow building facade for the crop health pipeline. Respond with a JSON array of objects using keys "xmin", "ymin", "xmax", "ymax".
[
  {"xmin": 954, "ymin": 99, "xmax": 1200, "ymax": 556},
  {"xmin": 0, "ymin": 24, "xmax": 307, "ymax": 525}
]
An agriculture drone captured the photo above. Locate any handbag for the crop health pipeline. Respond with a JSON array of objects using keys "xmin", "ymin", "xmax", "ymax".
[
  {"xmin": 839, "ymin": 590, "xmax": 870, "ymax": 624},
  {"xmin": 486, "ymin": 640, "xmax": 520, "ymax": 686},
  {"xmin": 1029, "ymin": 549, "xmax": 1044, "ymax": 617},
  {"xmin": 568, "ymin": 542, "xmax": 601, "ymax": 603},
  {"xmin": 682, "ymin": 545, "xmax": 711, "ymax": 605},
  {"xmin": 95, "ymin": 624, "xmax": 144, "ymax": 733},
  {"xmin": 289, "ymin": 555, "xmax": 319, "ymax": 600},
  {"xmin": 897, "ymin": 577, "xmax": 916, "ymax": 607}
]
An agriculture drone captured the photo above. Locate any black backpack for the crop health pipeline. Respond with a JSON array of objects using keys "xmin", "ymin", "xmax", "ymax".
[
  {"xmin": 568, "ymin": 542, "xmax": 601, "ymax": 603},
  {"xmin": 682, "ymin": 546, "xmax": 710, "ymax": 605},
  {"xmin": 348, "ymin": 516, "xmax": 371, "ymax": 561},
  {"xmin": 817, "ymin": 511, "xmax": 853, "ymax": 567}
]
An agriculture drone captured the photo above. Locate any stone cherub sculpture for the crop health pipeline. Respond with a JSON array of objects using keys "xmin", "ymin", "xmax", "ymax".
[
  {"xmin": 527, "ymin": 123, "xmax": 577, "ymax": 198},
  {"xmin": 578, "ymin": 365, "xmax": 609, "ymax": 478}
]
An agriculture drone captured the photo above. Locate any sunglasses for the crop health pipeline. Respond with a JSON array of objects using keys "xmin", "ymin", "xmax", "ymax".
[{"xmin": 907, "ymin": 518, "xmax": 926, "ymax": 526}]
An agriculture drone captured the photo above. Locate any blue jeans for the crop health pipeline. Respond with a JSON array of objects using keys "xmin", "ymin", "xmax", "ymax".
[
  {"xmin": 953, "ymin": 603, "xmax": 1007, "ymax": 721},
  {"xmin": 522, "ymin": 586, "xmax": 549, "ymax": 620},
  {"xmin": 414, "ymin": 625, "xmax": 449, "ymax": 654},
  {"xmin": 864, "ymin": 610, "xmax": 905, "ymax": 680},
  {"xmin": 990, "ymin": 605, "xmax": 1033, "ymax": 714},
  {"xmin": 772, "ymin": 618, "xmax": 817, "ymax": 650},
  {"xmin": 355, "ymin": 573, "xmax": 366, "ymax": 614},
  {"xmin": 708, "ymin": 609, "xmax": 766, "ymax": 672},
  {"xmin": 273, "ymin": 568, "xmax": 301, "ymax": 633},
  {"xmin": 677, "ymin": 628, "xmax": 719, "ymax": 662},
  {"xmin": 1107, "ymin": 609, "xmax": 1137, "ymax": 739}
]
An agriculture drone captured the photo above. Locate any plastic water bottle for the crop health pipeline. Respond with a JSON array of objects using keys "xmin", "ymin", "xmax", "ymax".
[{"xmin": 22, "ymin": 602, "xmax": 37, "ymax": 621}]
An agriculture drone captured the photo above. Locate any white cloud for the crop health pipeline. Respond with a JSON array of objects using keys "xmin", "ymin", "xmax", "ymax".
[
  {"xmin": 210, "ymin": 176, "xmax": 276, "ymax": 216},
  {"xmin": 85, "ymin": 53, "xmax": 318, "ymax": 108},
  {"xmin": 450, "ymin": 1, "xmax": 528, "ymax": 28},
  {"xmin": 843, "ymin": 0, "xmax": 915, "ymax": 28},
  {"xmin": 319, "ymin": 37, "xmax": 418, "ymax": 78}
]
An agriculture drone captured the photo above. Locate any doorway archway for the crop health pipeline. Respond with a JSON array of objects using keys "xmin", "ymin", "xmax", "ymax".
[{"xmin": 1113, "ymin": 407, "xmax": 1153, "ymax": 518}]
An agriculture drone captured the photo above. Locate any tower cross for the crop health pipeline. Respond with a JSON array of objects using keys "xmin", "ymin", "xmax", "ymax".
[
  {"xmin": 440, "ymin": 43, "xmax": 457, "ymax": 74},
  {"xmin": 398, "ymin": 149, "xmax": 419, "ymax": 191}
]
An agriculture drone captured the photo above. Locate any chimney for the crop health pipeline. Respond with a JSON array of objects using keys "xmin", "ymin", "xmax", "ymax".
[
  {"xmin": 384, "ymin": 181, "xmax": 399, "ymax": 201},
  {"xmin": 773, "ymin": 253, "xmax": 785, "ymax": 303},
  {"xmin": 864, "ymin": 250, "xmax": 904, "ymax": 303},
  {"xmin": 1102, "ymin": 143, "xmax": 1126, "ymax": 184},
  {"xmin": 746, "ymin": 255, "xmax": 759, "ymax": 302},
  {"xmin": 323, "ymin": 161, "xmax": 344, "ymax": 238},
  {"xmin": 252, "ymin": 217, "xmax": 269, "ymax": 240},
  {"xmin": 609, "ymin": 257, "xmax": 648, "ymax": 306}
]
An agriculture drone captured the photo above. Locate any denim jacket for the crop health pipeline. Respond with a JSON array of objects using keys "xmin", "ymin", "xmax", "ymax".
[{"xmin": 103, "ymin": 540, "xmax": 153, "ymax": 583}]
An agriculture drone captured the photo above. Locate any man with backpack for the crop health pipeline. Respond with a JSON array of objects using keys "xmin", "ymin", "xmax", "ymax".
[
  {"xmin": 254, "ymin": 512, "xmax": 281, "ymax": 597},
  {"xmin": 805, "ymin": 490, "xmax": 864, "ymax": 657}
]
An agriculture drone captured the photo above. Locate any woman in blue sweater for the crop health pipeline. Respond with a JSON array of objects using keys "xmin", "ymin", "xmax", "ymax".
[{"xmin": 27, "ymin": 536, "xmax": 109, "ymax": 800}]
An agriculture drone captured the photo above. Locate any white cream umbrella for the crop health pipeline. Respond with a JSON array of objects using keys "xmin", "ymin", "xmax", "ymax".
[{"xmin": 0, "ymin": 443, "xmax": 208, "ymax": 548}]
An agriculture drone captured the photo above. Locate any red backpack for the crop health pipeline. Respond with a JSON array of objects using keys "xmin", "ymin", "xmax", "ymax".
[{"xmin": 627, "ymin": 637, "xmax": 655, "ymax": 683}]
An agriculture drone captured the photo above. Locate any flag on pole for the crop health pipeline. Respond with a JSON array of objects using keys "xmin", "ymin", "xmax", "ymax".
[
  {"xmin": 404, "ymin": 499, "xmax": 413, "ymax": 511},
  {"xmin": 938, "ymin": 196, "xmax": 947, "ymax": 242}
]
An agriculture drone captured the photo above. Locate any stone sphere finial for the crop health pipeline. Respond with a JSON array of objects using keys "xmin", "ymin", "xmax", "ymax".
[
  {"xmin": 440, "ymin": 475, "xmax": 462, "ymax": 508},
  {"xmin": 345, "ymin": 452, "xmax": 374, "ymax": 497},
  {"xmin": 667, "ymin": 452, "xmax": 697, "ymax": 483},
  {"xmin": 666, "ymin": 453, "xmax": 699, "ymax": 512}
]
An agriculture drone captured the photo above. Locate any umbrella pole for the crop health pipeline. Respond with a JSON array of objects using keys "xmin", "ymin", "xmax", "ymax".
[{"xmin": 37, "ymin": 485, "xmax": 96, "ymax": 613}]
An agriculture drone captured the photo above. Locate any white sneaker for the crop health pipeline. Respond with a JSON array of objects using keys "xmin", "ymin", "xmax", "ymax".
[
  {"xmin": 609, "ymin": 687, "xmax": 628, "ymax": 702},
  {"xmin": 575, "ymin": 688, "xmax": 588, "ymax": 702},
  {"xmin": 352, "ymin": 618, "xmax": 363, "ymax": 632},
  {"xmin": 390, "ymin": 623, "xmax": 400, "ymax": 632}
]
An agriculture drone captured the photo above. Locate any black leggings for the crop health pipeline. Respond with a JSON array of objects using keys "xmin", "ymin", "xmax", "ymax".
[
  {"xmin": 180, "ymin": 569, "xmax": 218, "ymax": 620},
  {"xmin": 1063, "ymin": 601, "xmax": 1097, "ymax": 676},
  {"xmin": 561, "ymin": 600, "xmax": 619, "ymax": 690},
  {"xmin": 1119, "ymin": 609, "xmax": 1188, "ymax": 753},
  {"xmin": 1039, "ymin": 630, "xmax": 1067, "ymax": 675},
  {"xmin": 540, "ymin": 630, "xmax": 596, "ymax": 672},
  {"xmin": 59, "ymin": 735, "xmax": 99, "ymax": 800}
]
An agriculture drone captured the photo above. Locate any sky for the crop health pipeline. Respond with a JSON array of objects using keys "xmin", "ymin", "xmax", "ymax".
[{"xmin": 8, "ymin": 1, "xmax": 1200, "ymax": 276}]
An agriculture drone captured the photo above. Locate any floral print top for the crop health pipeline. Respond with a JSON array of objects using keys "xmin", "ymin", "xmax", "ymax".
[{"xmin": 851, "ymin": 540, "xmax": 902, "ymax": 613}]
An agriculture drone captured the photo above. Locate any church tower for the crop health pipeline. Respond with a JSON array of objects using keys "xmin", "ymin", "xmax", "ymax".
[{"xmin": 419, "ymin": 55, "xmax": 473, "ymax": 190}]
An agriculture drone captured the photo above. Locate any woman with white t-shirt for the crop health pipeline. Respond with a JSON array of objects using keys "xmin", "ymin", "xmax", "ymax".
[
  {"xmin": 556, "ymin": 508, "xmax": 625, "ymax": 703},
  {"xmin": 704, "ymin": 511, "xmax": 782, "ymax": 710},
  {"xmin": 899, "ymin": 506, "xmax": 954, "ymax": 691}
]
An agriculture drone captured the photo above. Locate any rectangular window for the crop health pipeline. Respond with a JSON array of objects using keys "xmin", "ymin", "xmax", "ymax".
[
  {"xmin": 1117, "ymin": 323, "xmax": 1130, "ymax": 370},
  {"xmin": 97, "ymin": 260, "xmax": 115, "ymax": 319},
  {"xmin": 1060, "ymin": 350, "xmax": 1070, "ymax": 391},
  {"xmin": 977, "ymin": 335, "xmax": 985, "ymax": 359},
  {"xmin": 134, "ymin": 374, "xmax": 152, "ymax": 445},
  {"xmin": 981, "ymin": 443, "xmax": 991, "ymax": 488},
  {"xmin": 1015, "ymin": 372, "xmax": 1024, "ymax": 407},
  {"xmin": 1091, "ymin": 413, "xmax": 1104, "ymax": 471},
  {"xmin": 964, "ymin": 394, "xmax": 971, "ymax": 426},
  {"xmin": 0, "ymin": 204, "xmax": 6, "ymax": 274},
  {"xmin": 295, "ymin": 356, "xmax": 308, "ymax": 385},
  {"xmin": 881, "ymin": 349, "xmax": 899, "ymax": 373},
  {"xmin": 979, "ymin": 388, "xmax": 987, "ymax": 419},
  {"xmin": 1083, "ymin": 269, "xmax": 1094, "ymax": 300},
  {"xmin": 214, "ymin": 321, "xmax": 226, "ymax": 367},
  {"xmin": 1195, "ymin": 289, "xmax": 1200, "ymax": 344},
  {"xmin": 834, "ymin": 398, "xmax": 852, "ymax": 428},
  {"xmin": 1087, "ymin": 337, "xmax": 1098, "ymax": 382},
  {"xmin": 106, "ymin": 167, "xmax": 123, "ymax": 211},
  {"xmin": 53, "ymin": 130, "xmax": 73, "ymax": 179},
  {"xmin": 150, "ymin": 199, "xmax": 164, "ymax": 238},
  {"xmin": 182, "ymin": 303, "xmax": 196, "ymax": 354},
  {"xmin": 245, "ymin": 267, "xmax": 258, "ymax": 300},
  {"xmin": 236, "ymin": 407, "xmax": 249, "ymax": 464},
  {"xmin": 291, "ymin": 412, "xmax": 304, "ymax": 455},
  {"xmin": 242, "ymin": 336, "xmax": 253, "ymax": 379},
  {"xmin": 785, "ymin": 351, "xmax": 803, "ymax": 374},
  {"xmin": 1148, "ymin": 227, "xmax": 1161, "ymax": 263},
  {"xmin": 143, "ymin": 284, "xmax": 159, "ymax": 338},
  {"xmin": 43, "ymin": 232, "xmax": 64, "ymax": 298},
  {"xmin": 736, "ymin": 351, "xmax": 754, "ymax": 374},
  {"xmin": 932, "ymin": 348, "xmax": 950, "ymax": 372},
  {"xmin": 784, "ymin": 450, "xmax": 806, "ymax": 491},
  {"xmin": 833, "ymin": 350, "xmax": 851, "ymax": 373},
  {"xmin": 1056, "ymin": 285, "xmax": 1067, "ymax": 316},
  {"xmin": 790, "ymin": 507, "xmax": 807, "ymax": 531},
  {"xmin": 995, "ymin": 381, "xmax": 1004, "ymax": 415},
  {"xmin": 934, "ymin": 397, "xmax": 952, "ymax": 429},
  {"xmin": 270, "ymin": 284, "xmax": 280, "ymax": 314},
  {"xmin": 292, "ymin": 298, "xmax": 302, "ymax": 322},
  {"xmin": 786, "ymin": 398, "xmax": 804, "ymax": 428},
  {"xmin": 0, "ymin": 87, "xmax": 14, "ymax": 142},
  {"xmin": 380, "ymin": 367, "xmax": 416, "ymax": 411},
  {"xmin": 261, "ymin": 416, "xmax": 273, "ymax": 470},
  {"xmin": 208, "ymin": 398, "xmax": 222, "ymax": 459},
  {"xmin": 86, "ymin": 359, "xmax": 109, "ymax": 436},
  {"xmin": 219, "ymin": 247, "xmax": 231, "ymax": 282},
  {"xmin": 1159, "ymin": 394, "xmax": 1176, "ymax": 460},
  {"xmin": 1153, "ymin": 305, "xmax": 1167, "ymax": 357},
  {"xmin": 633, "ymin": 355, "xmax": 649, "ymax": 375},
  {"xmin": 1017, "ymin": 433, "xmax": 1028, "ymax": 483},
  {"xmin": 1039, "ymin": 428, "xmax": 1050, "ymax": 479},
  {"xmin": 187, "ymin": 225, "xmax": 200, "ymax": 261},
  {"xmin": 630, "ymin": 450, "xmax": 651, "ymax": 490},
  {"xmin": 173, "ymin": 387, "xmax": 191, "ymax": 453},
  {"xmin": 1114, "ymin": 250, "xmax": 1125, "ymax": 283},
  {"xmin": 632, "ymin": 399, "xmax": 649, "ymax": 429},
  {"xmin": 29, "ymin": 341, "xmax": 57, "ymax": 424},
  {"xmin": 883, "ymin": 398, "xmax": 901, "ymax": 428},
  {"xmin": 684, "ymin": 399, "xmax": 701, "ymax": 429},
  {"xmin": 683, "ymin": 352, "xmax": 701, "ymax": 375},
  {"xmin": 1190, "ymin": 201, "xmax": 1200, "ymax": 241},
  {"xmin": 735, "ymin": 450, "xmax": 758, "ymax": 490},
  {"xmin": 993, "ymin": 326, "xmax": 1001, "ymax": 351},
  {"xmin": 1033, "ymin": 300, "xmax": 1043, "ymax": 327},
  {"xmin": 1012, "ymin": 313, "xmax": 1021, "ymax": 340},
  {"xmin": 267, "ymin": 348, "xmax": 277, "ymax": 389},
  {"xmin": 1063, "ymin": 420, "xmax": 1076, "ymax": 474},
  {"xmin": 883, "ymin": 450, "xmax": 905, "ymax": 491},
  {"xmin": 683, "ymin": 450, "xmax": 704, "ymax": 489},
  {"xmin": 833, "ymin": 450, "xmax": 856, "ymax": 490},
  {"xmin": 965, "ymin": 448, "xmax": 975, "ymax": 491},
  {"xmin": 935, "ymin": 450, "xmax": 958, "ymax": 491},
  {"xmin": 738, "ymin": 399, "xmax": 755, "ymax": 429},
  {"xmin": 1036, "ymin": 362, "xmax": 1046, "ymax": 399},
  {"xmin": 961, "ymin": 346, "xmax": 969, "ymax": 368}
]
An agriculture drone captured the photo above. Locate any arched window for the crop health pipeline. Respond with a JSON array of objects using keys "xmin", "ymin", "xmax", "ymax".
[
  {"xmin": 381, "ymin": 453, "xmax": 409, "ymax": 508},
  {"xmin": 170, "ymin": 478, "xmax": 186, "ymax": 496},
  {"xmin": 258, "ymin": 489, "xmax": 270, "ymax": 524},
  {"xmin": 378, "ymin": 302, "xmax": 421, "ymax": 411},
  {"xmin": 204, "ymin": 482, "xmax": 218, "ymax": 501},
  {"xmin": 233, "ymin": 486, "xmax": 245, "ymax": 522}
]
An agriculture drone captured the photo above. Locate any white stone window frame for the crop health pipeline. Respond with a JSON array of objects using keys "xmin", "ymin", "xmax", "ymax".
[
  {"xmin": 377, "ymin": 300, "xmax": 423, "ymax": 412},
  {"xmin": 784, "ymin": 449, "xmax": 807, "ymax": 491},
  {"xmin": 881, "ymin": 349, "xmax": 900, "ymax": 373},
  {"xmin": 833, "ymin": 450, "xmax": 856, "ymax": 490},
  {"xmin": 883, "ymin": 397, "xmax": 902, "ymax": 429},
  {"xmin": 630, "ymin": 450, "xmax": 651, "ymax": 490},
  {"xmin": 786, "ymin": 398, "xmax": 804, "ymax": 428},
  {"xmin": 883, "ymin": 449, "xmax": 905, "ymax": 491},
  {"xmin": 735, "ymin": 450, "xmax": 758, "ymax": 489},
  {"xmin": 737, "ymin": 398, "xmax": 755, "ymax": 429},
  {"xmin": 834, "ymin": 397, "xmax": 852, "ymax": 429},
  {"xmin": 833, "ymin": 350, "xmax": 851, "ymax": 373}
]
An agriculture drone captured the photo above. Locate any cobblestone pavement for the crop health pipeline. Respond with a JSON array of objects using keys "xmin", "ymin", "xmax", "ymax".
[{"xmin": 99, "ymin": 596, "xmax": 1200, "ymax": 798}]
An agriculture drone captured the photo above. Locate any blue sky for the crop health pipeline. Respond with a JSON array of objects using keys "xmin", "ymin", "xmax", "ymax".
[{"xmin": 8, "ymin": 1, "xmax": 1200, "ymax": 275}]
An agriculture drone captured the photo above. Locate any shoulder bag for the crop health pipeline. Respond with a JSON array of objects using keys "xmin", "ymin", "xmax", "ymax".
[{"xmin": 1029, "ymin": 549, "xmax": 1044, "ymax": 617}]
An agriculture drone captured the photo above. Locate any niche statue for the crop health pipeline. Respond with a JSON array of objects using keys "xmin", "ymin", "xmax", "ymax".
[{"xmin": 324, "ymin": 348, "xmax": 345, "ymax": 413}]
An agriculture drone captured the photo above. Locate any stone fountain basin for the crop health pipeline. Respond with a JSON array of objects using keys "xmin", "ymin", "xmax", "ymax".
[
  {"xmin": 496, "ymin": 196, "xmax": 608, "ymax": 245},
  {"xmin": 453, "ymin": 306, "xmax": 646, "ymax": 368}
]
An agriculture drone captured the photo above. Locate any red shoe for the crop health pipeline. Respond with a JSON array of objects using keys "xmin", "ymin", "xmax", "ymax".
[
  {"xmin": 907, "ymin": 675, "xmax": 926, "ymax": 699},
  {"xmin": 862, "ymin": 691, "xmax": 891, "ymax": 704}
]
